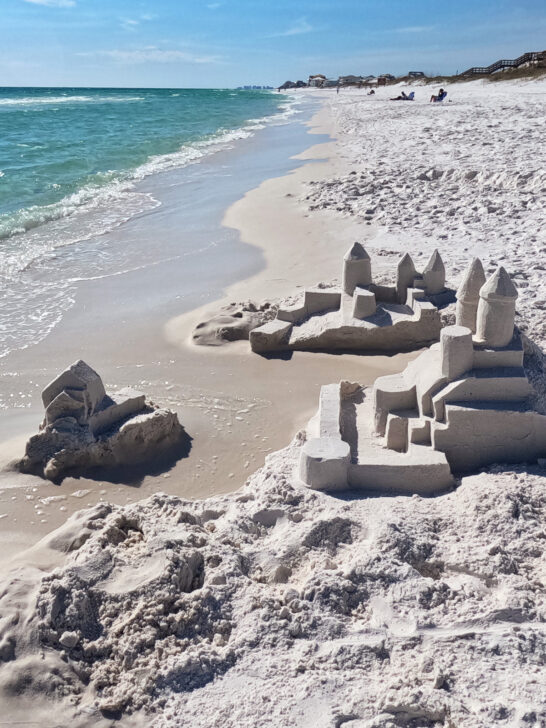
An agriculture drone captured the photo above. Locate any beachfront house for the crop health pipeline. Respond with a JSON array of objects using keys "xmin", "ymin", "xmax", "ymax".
[
  {"xmin": 408, "ymin": 71, "xmax": 426, "ymax": 78},
  {"xmin": 339, "ymin": 75, "xmax": 366, "ymax": 86},
  {"xmin": 308, "ymin": 74, "xmax": 326, "ymax": 87}
]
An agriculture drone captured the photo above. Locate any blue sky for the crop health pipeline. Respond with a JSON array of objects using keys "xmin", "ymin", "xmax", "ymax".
[{"xmin": 2, "ymin": 0, "xmax": 546, "ymax": 87}]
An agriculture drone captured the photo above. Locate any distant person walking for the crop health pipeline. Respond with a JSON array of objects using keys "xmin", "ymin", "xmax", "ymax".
[{"xmin": 336, "ymin": 84, "xmax": 340, "ymax": 95}]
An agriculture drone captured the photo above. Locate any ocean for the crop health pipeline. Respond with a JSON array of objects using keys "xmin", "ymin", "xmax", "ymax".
[{"xmin": 0, "ymin": 87, "xmax": 297, "ymax": 358}]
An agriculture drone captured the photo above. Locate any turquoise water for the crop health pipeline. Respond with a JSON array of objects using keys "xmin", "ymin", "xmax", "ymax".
[
  {"xmin": 0, "ymin": 87, "xmax": 299, "ymax": 359},
  {"xmin": 0, "ymin": 87, "xmax": 290, "ymax": 241}
]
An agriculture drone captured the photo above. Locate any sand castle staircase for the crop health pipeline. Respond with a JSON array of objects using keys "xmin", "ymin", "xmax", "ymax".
[
  {"xmin": 250, "ymin": 245, "xmax": 453, "ymax": 354},
  {"xmin": 299, "ymin": 262, "xmax": 546, "ymax": 494}
]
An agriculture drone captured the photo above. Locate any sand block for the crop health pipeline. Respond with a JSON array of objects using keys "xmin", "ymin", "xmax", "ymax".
[
  {"xmin": 431, "ymin": 368, "xmax": 532, "ymax": 421},
  {"xmin": 441, "ymin": 325, "xmax": 474, "ymax": 381},
  {"xmin": 89, "ymin": 388, "xmax": 146, "ymax": 435},
  {"xmin": 352, "ymin": 287, "xmax": 376, "ymax": 319},
  {"xmin": 433, "ymin": 403, "xmax": 546, "ymax": 472},
  {"xmin": 472, "ymin": 339, "xmax": 524, "ymax": 369},
  {"xmin": 44, "ymin": 391, "xmax": 87, "ymax": 427},
  {"xmin": 369, "ymin": 282, "xmax": 398, "ymax": 304},
  {"xmin": 408, "ymin": 417, "xmax": 431, "ymax": 445},
  {"xmin": 249, "ymin": 320, "xmax": 292, "ymax": 352},
  {"xmin": 299, "ymin": 437, "xmax": 350, "ymax": 490},
  {"xmin": 385, "ymin": 412, "xmax": 408, "ymax": 452},
  {"xmin": 42, "ymin": 360, "xmax": 106, "ymax": 415},
  {"xmin": 318, "ymin": 383, "xmax": 343, "ymax": 438},
  {"xmin": 277, "ymin": 289, "xmax": 341, "ymax": 324},
  {"xmin": 304, "ymin": 288, "xmax": 341, "ymax": 316},
  {"xmin": 348, "ymin": 445, "xmax": 453, "ymax": 494},
  {"xmin": 373, "ymin": 374, "xmax": 416, "ymax": 435}
]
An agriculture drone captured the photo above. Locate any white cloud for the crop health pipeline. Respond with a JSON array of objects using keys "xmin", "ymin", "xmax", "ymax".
[
  {"xmin": 120, "ymin": 17, "xmax": 139, "ymax": 31},
  {"xmin": 23, "ymin": 0, "xmax": 75, "ymax": 6},
  {"xmin": 120, "ymin": 14, "xmax": 156, "ymax": 32},
  {"xmin": 271, "ymin": 17, "xmax": 315, "ymax": 37},
  {"xmin": 82, "ymin": 49, "xmax": 222, "ymax": 65}
]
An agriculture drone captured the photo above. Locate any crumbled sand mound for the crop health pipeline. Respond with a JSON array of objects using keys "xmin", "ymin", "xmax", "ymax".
[
  {"xmin": 192, "ymin": 301, "xmax": 276, "ymax": 346},
  {"xmin": 1, "ymin": 435, "xmax": 544, "ymax": 727}
]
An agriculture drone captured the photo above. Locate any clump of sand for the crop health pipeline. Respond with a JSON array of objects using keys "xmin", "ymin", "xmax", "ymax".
[
  {"xmin": 1, "ymin": 433, "xmax": 544, "ymax": 727},
  {"xmin": 192, "ymin": 300, "xmax": 276, "ymax": 346}
]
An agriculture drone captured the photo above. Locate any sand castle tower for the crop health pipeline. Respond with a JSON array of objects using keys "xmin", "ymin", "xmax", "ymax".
[
  {"xmin": 456, "ymin": 258, "xmax": 486, "ymax": 333},
  {"xmin": 475, "ymin": 267, "xmax": 518, "ymax": 348},
  {"xmin": 440, "ymin": 325, "xmax": 474, "ymax": 381},
  {"xmin": 396, "ymin": 253, "xmax": 417, "ymax": 304},
  {"xmin": 422, "ymin": 249, "xmax": 445, "ymax": 296},
  {"xmin": 342, "ymin": 243, "xmax": 371, "ymax": 295}
]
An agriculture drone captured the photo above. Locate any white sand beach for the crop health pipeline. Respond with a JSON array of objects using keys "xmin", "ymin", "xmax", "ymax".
[{"xmin": 1, "ymin": 77, "xmax": 545, "ymax": 726}]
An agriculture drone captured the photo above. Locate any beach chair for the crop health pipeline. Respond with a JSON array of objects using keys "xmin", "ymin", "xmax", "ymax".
[
  {"xmin": 407, "ymin": 91, "xmax": 415, "ymax": 101},
  {"xmin": 434, "ymin": 91, "xmax": 447, "ymax": 103}
]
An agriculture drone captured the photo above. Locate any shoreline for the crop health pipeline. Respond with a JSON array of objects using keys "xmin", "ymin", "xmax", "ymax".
[{"xmin": 0, "ymin": 93, "xmax": 416, "ymax": 566}]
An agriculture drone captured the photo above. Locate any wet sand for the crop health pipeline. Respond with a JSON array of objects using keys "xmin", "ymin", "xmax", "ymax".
[{"xmin": 0, "ymin": 96, "xmax": 416, "ymax": 566}]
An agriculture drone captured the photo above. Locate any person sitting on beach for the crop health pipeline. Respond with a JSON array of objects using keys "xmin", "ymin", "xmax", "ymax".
[
  {"xmin": 430, "ymin": 88, "xmax": 447, "ymax": 102},
  {"xmin": 367, "ymin": 89, "xmax": 375, "ymax": 95},
  {"xmin": 390, "ymin": 91, "xmax": 414, "ymax": 101}
]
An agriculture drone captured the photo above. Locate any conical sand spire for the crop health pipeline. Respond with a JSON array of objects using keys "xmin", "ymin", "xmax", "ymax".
[
  {"xmin": 480, "ymin": 266, "xmax": 518, "ymax": 300},
  {"xmin": 396, "ymin": 252, "xmax": 416, "ymax": 304},
  {"xmin": 457, "ymin": 258, "xmax": 486, "ymax": 301},
  {"xmin": 456, "ymin": 258, "xmax": 486, "ymax": 332},
  {"xmin": 344, "ymin": 242, "xmax": 370, "ymax": 260},
  {"xmin": 342, "ymin": 242, "xmax": 372, "ymax": 294},
  {"xmin": 422, "ymin": 249, "xmax": 445, "ymax": 295},
  {"xmin": 476, "ymin": 267, "xmax": 518, "ymax": 347}
]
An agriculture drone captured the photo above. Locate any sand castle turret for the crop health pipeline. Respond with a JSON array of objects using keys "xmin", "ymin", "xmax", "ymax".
[
  {"xmin": 475, "ymin": 267, "xmax": 518, "ymax": 348},
  {"xmin": 422, "ymin": 250, "xmax": 445, "ymax": 296},
  {"xmin": 440, "ymin": 325, "xmax": 474, "ymax": 381},
  {"xmin": 342, "ymin": 243, "xmax": 371, "ymax": 295},
  {"xmin": 396, "ymin": 253, "xmax": 416, "ymax": 304},
  {"xmin": 456, "ymin": 258, "xmax": 486, "ymax": 333}
]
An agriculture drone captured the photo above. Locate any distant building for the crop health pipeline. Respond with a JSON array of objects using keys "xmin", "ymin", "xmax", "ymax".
[
  {"xmin": 377, "ymin": 74, "xmax": 395, "ymax": 86},
  {"xmin": 408, "ymin": 71, "xmax": 425, "ymax": 78},
  {"xmin": 339, "ymin": 75, "xmax": 366, "ymax": 86},
  {"xmin": 308, "ymin": 74, "xmax": 326, "ymax": 87}
]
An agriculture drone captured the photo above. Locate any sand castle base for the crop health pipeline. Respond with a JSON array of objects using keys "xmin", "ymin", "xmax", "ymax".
[{"xmin": 299, "ymin": 323, "xmax": 546, "ymax": 494}]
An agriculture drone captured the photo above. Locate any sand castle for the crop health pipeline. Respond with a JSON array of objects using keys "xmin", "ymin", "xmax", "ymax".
[
  {"xmin": 250, "ymin": 244, "xmax": 453, "ymax": 354},
  {"xmin": 300, "ymin": 262, "xmax": 546, "ymax": 493},
  {"xmin": 18, "ymin": 360, "xmax": 184, "ymax": 481}
]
